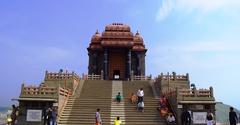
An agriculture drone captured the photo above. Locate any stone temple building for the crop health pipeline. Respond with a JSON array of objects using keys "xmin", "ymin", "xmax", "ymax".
[
  {"xmin": 87, "ymin": 23, "xmax": 147, "ymax": 80},
  {"xmin": 14, "ymin": 23, "xmax": 215, "ymax": 125}
]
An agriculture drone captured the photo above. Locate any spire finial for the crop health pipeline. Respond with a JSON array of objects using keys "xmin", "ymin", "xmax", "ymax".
[
  {"xmin": 136, "ymin": 30, "xmax": 140, "ymax": 35},
  {"xmin": 95, "ymin": 29, "xmax": 99, "ymax": 34}
]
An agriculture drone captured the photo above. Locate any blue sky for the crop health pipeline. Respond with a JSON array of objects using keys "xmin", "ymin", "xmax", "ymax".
[{"xmin": 0, "ymin": 0, "xmax": 240, "ymax": 109}]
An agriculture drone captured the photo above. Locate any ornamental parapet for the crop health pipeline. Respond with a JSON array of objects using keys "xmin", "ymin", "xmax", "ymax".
[
  {"xmin": 20, "ymin": 83, "xmax": 72, "ymax": 98},
  {"xmin": 132, "ymin": 75, "xmax": 152, "ymax": 81},
  {"xmin": 157, "ymin": 72, "xmax": 189, "ymax": 81},
  {"xmin": 45, "ymin": 70, "xmax": 80, "ymax": 80},
  {"xmin": 166, "ymin": 87, "xmax": 215, "ymax": 101}
]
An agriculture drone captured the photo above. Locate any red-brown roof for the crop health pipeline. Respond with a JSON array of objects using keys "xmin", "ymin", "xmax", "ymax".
[{"xmin": 88, "ymin": 23, "xmax": 146, "ymax": 51}]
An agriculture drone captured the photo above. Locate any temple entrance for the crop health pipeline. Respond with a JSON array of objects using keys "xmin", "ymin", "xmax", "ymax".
[
  {"xmin": 113, "ymin": 70, "xmax": 120, "ymax": 80},
  {"xmin": 109, "ymin": 49, "xmax": 126, "ymax": 80}
]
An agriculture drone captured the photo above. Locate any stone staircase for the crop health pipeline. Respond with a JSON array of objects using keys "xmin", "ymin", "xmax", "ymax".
[
  {"xmin": 122, "ymin": 81, "xmax": 166, "ymax": 125},
  {"xmin": 58, "ymin": 80, "xmax": 112, "ymax": 125},
  {"xmin": 58, "ymin": 80, "xmax": 166, "ymax": 125}
]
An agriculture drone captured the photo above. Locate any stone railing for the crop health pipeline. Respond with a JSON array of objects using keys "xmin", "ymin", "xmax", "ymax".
[
  {"xmin": 20, "ymin": 84, "xmax": 72, "ymax": 98},
  {"xmin": 45, "ymin": 70, "xmax": 80, "ymax": 80},
  {"xmin": 58, "ymin": 87, "xmax": 72, "ymax": 97},
  {"xmin": 20, "ymin": 83, "xmax": 72, "ymax": 124},
  {"xmin": 177, "ymin": 87, "xmax": 213, "ymax": 98},
  {"xmin": 165, "ymin": 87, "xmax": 215, "ymax": 125},
  {"xmin": 157, "ymin": 72, "xmax": 189, "ymax": 81},
  {"xmin": 131, "ymin": 75, "xmax": 152, "ymax": 81},
  {"xmin": 84, "ymin": 74, "xmax": 103, "ymax": 80},
  {"xmin": 20, "ymin": 84, "xmax": 58, "ymax": 98},
  {"xmin": 57, "ymin": 88, "xmax": 72, "ymax": 123},
  {"xmin": 163, "ymin": 87, "xmax": 214, "ymax": 101}
]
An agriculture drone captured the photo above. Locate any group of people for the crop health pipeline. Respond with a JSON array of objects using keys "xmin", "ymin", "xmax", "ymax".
[
  {"xmin": 157, "ymin": 96, "xmax": 168, "ymax": 116},
  {"xmin": 181, "ymin": 106, "xmax": 239, "ymax": 125},
  {"xmin": 95, "ymin": 108, "xmax": 122, "ymax": 125},
  {"xmin": 95, "ymin": 88, "xmax": 145, "ymax": 125},
  {"xmin": 157, "ymin": 96, "xmax": 176, "ymax": 123},
  {"xmin": 100, "ymin": 89, "xmax": 239, "ymax": 125},
  {"xmin": 129, "ymin": 88, "xmax": 145, "ymax": 112},
  {"xmin": 118, "ymin": 88, "xmax": 145, "ymax": 112},
  {"xmin": 43, "ymin": 107, "xmax": 57, "ymax": 125}
]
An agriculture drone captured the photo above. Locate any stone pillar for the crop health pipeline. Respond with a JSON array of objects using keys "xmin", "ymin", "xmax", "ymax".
[
  {"xmin": 127, "ymin": 50, "xmax": 132, "ymax": 79},
  {"xmin": 142, "ymin": 53, "xmax": 146, "ymax": 76},
  {"xmin": 104, "ymin": 49, "xmax": 108, "ymax": 80},
  {"xmin": 176, "ymin": 87, "xmax": 179, "ymax": 97},
  {"xmin": 173, "ymin": 72, "xmax": 176, "ymax": 80},
  {"xmin": 100, "ymin": 70, "xmax": 104, "ymax": 80},
  {"xmin": 131, "ymin": 70, "xmax": 134, "ymax": 81},
  {"xmin": 93, "ymin": 52, "xmax": 97, "ymax": 74},
  {"xmin": 210, "ymin": 86, "xmax": 214, "ymax": 97},
  {"xmin": 88, "ymin": 52, "xmax": 93, "ymax": 74},
  {"xmin": 160, "ymin": 73, "xmax": 163, "ymax": 80},
  {"xmin": 21, "ymin": 83, "xmax": 25, "ymax": 95},
  {"xmin": 186, "ymin": 73, "xmax": 189, "ymax": 81},
  {"xmin": 193, "ymin": 87, "xmax": 197, "ymax": 97},
  {"xmin": 137, "ymin": 53, "xmax": 141, "ymax": 75}
]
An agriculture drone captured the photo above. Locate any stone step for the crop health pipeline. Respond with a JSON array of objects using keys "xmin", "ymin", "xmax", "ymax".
[{"xmin": 58, "ymin": 80, "xmax": 167, "ymax": 125}]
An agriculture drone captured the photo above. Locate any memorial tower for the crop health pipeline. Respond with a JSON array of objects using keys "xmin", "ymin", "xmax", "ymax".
[{"xmin": 87, "ymin": 23, "xmax": 147, "ymax": 80}]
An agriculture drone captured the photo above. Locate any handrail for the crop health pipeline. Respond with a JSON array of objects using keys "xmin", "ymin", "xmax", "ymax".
[
  {"xmin": 57, "ymin": 88, "xmax": 71, "ymax": 123},
  {"xmin": 132, "ymin": 75, "xmax": 151, "ymax": 81},
  {"xmin": 86, "ymin": 74, "xmax": 101, "ymax": 80},
  {"xmin": 162, "ymin": 91, "xmax": 178, "ymax": 125},
  {"xmin": 166, "ymin": 98, "xmax": 177, "ymax": 124}
]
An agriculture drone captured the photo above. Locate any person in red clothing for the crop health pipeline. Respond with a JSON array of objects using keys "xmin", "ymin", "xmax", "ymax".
[{"xmin": 159, "ymin": 96, "xmax": 167, "ymax": 108}]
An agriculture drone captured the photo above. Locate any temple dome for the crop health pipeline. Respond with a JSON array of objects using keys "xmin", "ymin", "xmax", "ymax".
[
  {"xmin": 133, "ymin": 31, "xmax": 143, "ymax": 43},
  {"xmin": 105, "ymin": 23, "xmax": 130, "ymax": 32},
  {"xmin": 91, "ymin": 30, "xmax": 101, "ymax": 43}
]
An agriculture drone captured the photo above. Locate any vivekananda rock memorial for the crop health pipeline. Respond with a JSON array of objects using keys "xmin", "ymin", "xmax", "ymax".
[
  {"xmin": 14, "ymin": 23, "xmax": 216, "ymax": 125},
  {"xmin": 88, "ymin": 23, "xmax": 146, "ymax": 80}
]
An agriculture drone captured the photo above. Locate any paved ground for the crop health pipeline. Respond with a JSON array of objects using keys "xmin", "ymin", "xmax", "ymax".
[{"xmin": 216, "ymin": 123, "xmax": 240, "ymax": 125}]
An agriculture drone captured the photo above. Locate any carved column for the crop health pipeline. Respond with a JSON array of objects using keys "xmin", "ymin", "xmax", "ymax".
[
  {"xmin": 103, "ymin": 49, "xmax": 108, "ymax": 80},
  {"xmin": 137, "ymin": 53, "xmax": 141, "ymax": 75},
  {"xmin": 93, "ymin": 52, "xmax": 97, "ymax": 74},
  {"xmin": 127, "ymin": 50, "xmax": 132, "ymax": 79},
  {"xmin": 142, "ymin": 53, "xmax": 146, "ymax": 76},
  {"xmin": 88, "ymin": 52, "xmax": 93, "ymax": 74}
]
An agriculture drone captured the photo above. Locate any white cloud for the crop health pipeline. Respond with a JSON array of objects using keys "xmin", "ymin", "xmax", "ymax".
[
  {"xmin": 151, "ymin": 41, "xmax": 240, "ymax": 53},
  {"xmin": 147, "ymin": 41, "xmax": 240, "ymax": 73},
  {"xmin": 40, "ymin": 47, "xmax": 70, "ymax": 60},
  {"xmin": 156, "ymin": 0, "xmax": 240, "ymax": 21},
  {"xmin": 147, "ymin": 40, "xmax": 240, "ymax": 109},
  {"xmin": 156, "ymin": 0, "xmax": 174, "ymax": 21},
  {"xmin": 161, "ymin": 41, "xmax": 240, "ymax": 53}
]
